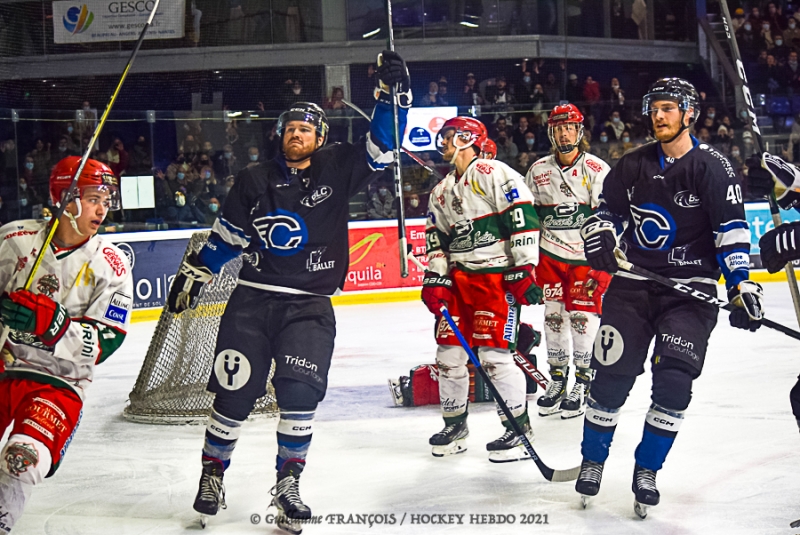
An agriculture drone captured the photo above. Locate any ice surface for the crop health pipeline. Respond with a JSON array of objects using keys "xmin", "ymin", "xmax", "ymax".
[{"xmin": 10, "ymin": 282, "xmax": 800, "ymax": 534}]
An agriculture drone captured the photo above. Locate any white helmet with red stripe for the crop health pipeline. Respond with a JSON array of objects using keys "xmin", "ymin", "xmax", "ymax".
[
  {"xmin": 547, "ymin": 103, "xmax": 585, "ymax": 154},
  {"xmin": 436, "ymin": 116, "xmax": 488, "ymax": 164}
]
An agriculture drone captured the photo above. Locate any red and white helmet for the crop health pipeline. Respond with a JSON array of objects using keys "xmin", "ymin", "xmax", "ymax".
[
  {"xmin": 50, "ymin": 156, "xmax": 121, "ymax": 211},
  {"xmin": 436, "ymin": 116, "xmax": 487, "ymax": 164},
  {"xmin": 547, "ymin": 103, "xmax": 585, "ymax": 154},
  {"xmin": 480, "ymin": 138, "xmax": 497, "ymax": 160}
]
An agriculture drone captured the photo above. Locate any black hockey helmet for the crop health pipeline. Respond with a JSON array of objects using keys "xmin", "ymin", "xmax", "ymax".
[
  {"xmin": 277, "ymin": 102, "xmax": 329, "ymax": 147},
  {"xmin": 642, "ymin": 78, "xmax": 700, "ymax": 123}
]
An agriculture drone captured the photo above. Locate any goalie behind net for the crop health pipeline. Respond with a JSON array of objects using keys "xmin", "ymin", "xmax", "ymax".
[{"xmin": 124, "ymin": 231, "xmax": 276, "ymax": 424}]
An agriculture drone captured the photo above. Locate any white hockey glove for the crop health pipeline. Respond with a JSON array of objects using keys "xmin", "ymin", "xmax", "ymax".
[
  {"xmin": 727, "ymin": 280, "xmax": 764, "ymax": 332},
  {"xmin": 375, "ymin": 50, "xmax": 412, "ymax": 108},
  {"xmin": 167, "ymin": 252, "xmax": 212, "ymax": 314}
]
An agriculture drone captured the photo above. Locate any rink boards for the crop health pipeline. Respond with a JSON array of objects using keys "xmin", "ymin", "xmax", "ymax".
[{"xmin": 105, "ymin": 205, "xmax": 800, "ymax": 323}]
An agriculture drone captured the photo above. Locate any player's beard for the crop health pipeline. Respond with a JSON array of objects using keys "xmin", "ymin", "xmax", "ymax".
[
  {"xmin": 653, "ymin": 121, "xmax": 681, "ymax": 142},
  {"xmin": 283, "ymin": 139, "xmax": 316, "ymax": 162}
]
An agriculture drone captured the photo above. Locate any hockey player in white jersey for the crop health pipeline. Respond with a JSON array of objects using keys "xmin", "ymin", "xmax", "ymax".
[
  {"xmin": 524, "ymin": 104, "xmax": 611, "ymax": 419},
  {"xmin": 0, "ymin": 156, "xmax": 133, "ymax": 532},
  {"xmin": 423, "ymin": 116, "xmax": 543, "ymax": 462}
]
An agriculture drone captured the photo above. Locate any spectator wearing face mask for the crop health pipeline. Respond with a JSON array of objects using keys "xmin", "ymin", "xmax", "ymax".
[
  {"xmin": 737, "ymin": 18, "xmax": 764, "ymax": 63},
  {"xmin": 405, "ymin": 193, "xmax": 427, "ymax": 218},
  {"xmin": 740, "ymin": 130, "xmax": 757, "ymax": 159},
  {"xmin": 620, "ymin": 130, "xmax": 633, "ymax": 151},
  {"xmin": 17, "ymin": 177, "xmax": 42, "ymax": 219},
  {"xmin": 215, "ymin": 143, "xmax": 240, "ymax": 179},
  {"xmin": 204, "ymin": 197, "xmax": 221, "ymax": 225},
  {"xmin": 367, "ymin": 181, "xmax": 396, "ymax": 220},
  {"xmin": 762, "ymin": 20, "xmax": 776, "ymax": 50},
  {"xmin": 494, "ymin": 128, "xmax": 519, "ymax": 164},
  {"xmin": 729, "ymin": 144, "xmax": 743, "ymax": 170},
  {"xmin": 594, "ymin": 129, "xmax": 613, "ymax": 161},
  {"xmin": 522, "ymin": 131, "xmax": 540, "ymax": 157},
  {"xmin": 783, "ymin": 51, "xmax": 800, "ymax": 92},
  {"xmin": 784, "ymin": 16, "xmax": 800, "ymax": 49},
  {"xmin": 764, "ymin": 2, "xmax": 785, "ymax": 34},
  {"xmin": 166, "ymin": 153, "xmax": 197, "ymax": 195},
  {"xmin": 51, "ymin": 136, "xmax": 77, "ymax": 162},
  {"xmin": 28, "ymin": 139, "xmax": 51, "ymax": 188},
  {"xmin": 106, "ymin": 138, "xmax": 129, "ymax": 177},
  {"xmin": 419, "ymin": 81, "xmax": 443, "ymax": 107},
  {"xmin": 603, "ymin": 110, "xmax": 625, "ymax": 141},
  {"xmin": 245, "ymin": 146, "xmax": 261, "ymax": 169},
  {"xmin": 487, "ymin": 76, "xmax": 516, "ymax": 122},
  {"xmin": 772, "ymin": 35, "xmax": 791, "ymax": 64},
  {"xmin": 512, "ymin": 116, "xmax": 534, "ymax": 153}
]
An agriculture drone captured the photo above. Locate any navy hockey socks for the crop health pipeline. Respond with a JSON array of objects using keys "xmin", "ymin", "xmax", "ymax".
[
  {"xmin": 202, "ymin": 409, "xmax": 243, "ymax": 470},
  {"xmin": 276, "ymin": 410, "xmax": 315, "ymax": 475},
  {"xmin": 634, "ymin": 404, "xmax": 684, "ymax": 471},
  {"xmin": 581, "ymin": 396, "xmax": 621, "ymax": 463}
]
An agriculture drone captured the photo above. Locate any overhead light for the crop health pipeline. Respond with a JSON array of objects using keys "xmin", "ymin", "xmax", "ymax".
[
  {"xmin": 214, "ymin": 70, "xmax": 220, "ymax": 74},
  {"xmin": 227, "ymin": 111, "xmax": 242, "ymax": 118},
  {"xmin": 362, "ymin": 28, "xmax": 380, "ymax": 39},
  {"xmin": 460, "ymin": 21, "xmax": 479, "ymax": 28}
]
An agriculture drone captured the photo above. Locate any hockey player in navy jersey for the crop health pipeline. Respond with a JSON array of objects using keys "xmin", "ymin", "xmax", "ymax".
[
  {"xmin": 575, "ymin": 78, "xmax": 764, "ymax": 518},
  {"xmin": 166, "ymin": 50, "xmax": 410, "ymax": 533},
  {"xmin": 746, "ymin": 152, "xmax": 800, "ymax": 432}
]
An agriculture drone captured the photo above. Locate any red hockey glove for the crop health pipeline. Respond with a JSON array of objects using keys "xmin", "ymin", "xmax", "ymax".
[
  {"xmin": 421, "ymin": 272, "xmax": 454, "ymax": 315},
  {"xmin": 502, "ymin": 265, "xmax": 543, "ymax": 306},
  {"xmin": 0, "ymin": 290, "xmax": 71, "ymax": 345},
  {"xmin": 584, "ymin": 269, "xmax": 611, "ymax": 305}
]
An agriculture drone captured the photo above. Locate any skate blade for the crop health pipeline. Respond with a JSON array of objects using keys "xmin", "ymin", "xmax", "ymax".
[
  {"xmin": 580, "ymin": 495, "xmax": 591, "ymax": 509},
  {"xmin": 276, "ymin": 513, "xmax": 304, "ymax": 535},
  {"xmin": 537, "ymin": 404, "xmax": 564, "ymax": 417},
  {"xmin": 387, "ymin": 379, "xmax": 404, "ymax": 406},
  {"xmin": 634, "ymin": 500, "xmax": 648, "ymax": 519},
  {"xmin": 560, "ymin": 408, "xmax": 585, "ymax": 420},
  {"xmin": 431, "ymin": 439, "xmax": 467, "ymax": 457},
  {"xmin": 791, "ymin": 519, "xmax": 800, "ymax": 528},
  {"xmin": 199, "ymin": 515, "xmax": 209, "ymax": 529}
]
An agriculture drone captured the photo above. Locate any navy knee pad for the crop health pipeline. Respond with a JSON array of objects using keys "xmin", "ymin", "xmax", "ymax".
[
  {"xmin": 274, "ymin": 378, "xmax": 322, "ymax": 411},
  {"xmin": 590, "ymin": 371, "xmax": 636, "ymax": 409},
  {"xmin": 790, "ymin": 376, "xmax": 800, "ymax": 421},
  {"xmin": 212, "ymin": 394, "xmax": 257, "ymax": 422},
  {"xmin": 651, "ymin": 358, "xmax": 695, "ymax": 411}
]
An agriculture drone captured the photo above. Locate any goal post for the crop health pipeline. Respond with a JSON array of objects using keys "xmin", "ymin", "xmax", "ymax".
[{"xmin": 123, "ymin": 231, "xmax": 277, "ymax": 424}]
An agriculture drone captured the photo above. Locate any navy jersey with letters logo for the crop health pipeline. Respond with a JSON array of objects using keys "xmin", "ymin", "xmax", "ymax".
[{"xmin": 596, "ymin": 139, "xmax": 749, "ymax": 290}]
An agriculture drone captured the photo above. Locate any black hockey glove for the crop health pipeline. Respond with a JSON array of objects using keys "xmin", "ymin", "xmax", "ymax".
[
  {"xmin": 580, "ymin": 216, "xmax": 619, "ymax": 274},
  {"xmin": 727, "ymin": 280, "xmax": 764, "ymax": 332},
  {"xmin": 376, "ymin": 50, "xmax": 412, "ymax": 108},
  {"xmin": 167, "ymin": 252, "xmax": 212, "ymax": 314},
  {"xmin": 746, "ymin": 152, "xmax": 800, "ymax": 209},
  {"xmin": 759, "ymin": 220, "xmax": 800, "ymax": 274}
]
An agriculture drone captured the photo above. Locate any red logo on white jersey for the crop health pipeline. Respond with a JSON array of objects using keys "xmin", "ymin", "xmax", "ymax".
[
  {"xmin": 475, "ymin": 162, "xmax": 494, "ymax": 175},
  {"xmin": 103, "ymin": 247, "xmax": 126, "ymax": 276},
  {"xmin": 585, "ymin": 159, "xmax": 603, "ymax": 173}
]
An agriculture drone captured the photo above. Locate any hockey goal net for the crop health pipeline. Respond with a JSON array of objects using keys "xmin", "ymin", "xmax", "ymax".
[{"xmin": 124, "ymin": 231, "xmax": 277, "ymax": 424}]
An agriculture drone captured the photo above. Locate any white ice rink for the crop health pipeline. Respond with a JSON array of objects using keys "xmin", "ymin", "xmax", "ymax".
[{"xmin": 9, "ymin": 282, "xmax": 800, "ymax": 535}]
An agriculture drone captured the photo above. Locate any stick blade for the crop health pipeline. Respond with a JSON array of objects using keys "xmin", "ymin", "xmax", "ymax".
[{"xmin": 549, "ymin": 465, "xmax": 582, "ymax": 483}]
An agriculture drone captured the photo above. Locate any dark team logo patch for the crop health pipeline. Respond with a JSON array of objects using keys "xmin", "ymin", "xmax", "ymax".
[
  {"xmin": 673, "ymin": 190, "xmax": 701, "ymax": 208},
  {"xmin": 253, "ymin": 209, "xmax": 308, "ymax": 256},
  {"xmin": 37, "ymin": 274, "xmax": 60, "ymax": 297},
  {"xmin": 630, "ymin": 203, "xmax": 677, "ymax": 250},
  {"xmin": 301, "ymin": 185, "xmax": 333, "ymax": 208}
]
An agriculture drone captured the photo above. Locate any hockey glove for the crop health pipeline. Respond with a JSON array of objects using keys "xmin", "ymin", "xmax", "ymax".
[
  {"xmin": 746, "ymin": 152, "xmax": 800, "ymax": 209},
  {"xmin": 421, "ymin": 272, "xmax": 454, "ymax": 315},
  {"xmin": 580, "ymin": 217, "xmax": 620, "ymax": 274},
  {"xmin": 0, "ymin": 290, "xmax": 71, "ymax": 345},
  {"xmin": 502, "ymin": 265, "xmax": 544, "ymax": 306},
  {"xmin": 727, "ymin": 280, "xmax": 764, "ymax": 332},
  {"xmin": 517, "ymin": 322, "xmax": 542, "ymax": 355},
  {"xmin": 584, "ymin": 269, "xmax": 612, "ymax": 304},
  {"xmin": 376, "ymin": 50, "xmax": 412, "ymax": 108},
  {"xmin": 759, "ymin": 221, "xmax": 800, "ymax": 274},
  {"xmin": 167, "ymin": 251, "xmax": 213, "ymax": 314}
]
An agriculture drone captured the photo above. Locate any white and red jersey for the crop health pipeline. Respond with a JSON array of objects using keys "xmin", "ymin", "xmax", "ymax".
[
  {"xmin": 524, "ymin": 152, "xmax": 610, "ymax": 264},
  {"xmin": 425, "ymin": 157, "xmax": 540, "ymax": 275},
  {"xmin": 0, "ymin": 220, "xmax": 133, "ymax": 400}
]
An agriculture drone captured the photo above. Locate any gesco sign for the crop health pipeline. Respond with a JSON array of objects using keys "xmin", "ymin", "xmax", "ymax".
[{"xmin": 53, "ymin": 0, "xmax": 184, "ymax": 43}]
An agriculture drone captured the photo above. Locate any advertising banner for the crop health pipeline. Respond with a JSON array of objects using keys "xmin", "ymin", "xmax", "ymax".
[
  {"xmin": 402, "ymin": 107, "xmax": 458, "ymax": 153},
  {"xmin": 53, "ymin": 1, "xmax": 184, "ymax": 44},
  {"xmin": 743, "ymin": 201, "xmax": 800, "ymax": 268}
]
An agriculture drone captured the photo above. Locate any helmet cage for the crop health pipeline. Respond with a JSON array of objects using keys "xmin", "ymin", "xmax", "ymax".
[{"xmin": 547, "ymin": 122, "xmax": 584, "ymax": 154}]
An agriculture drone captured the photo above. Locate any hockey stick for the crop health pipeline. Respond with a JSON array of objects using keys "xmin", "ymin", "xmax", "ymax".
[
  {"xmin": 718, "ymin": 0, "xmax": 800, "ymax": 328},
  {"xmin": 0, "ymin": 0, "xmax": 161, "ymax": 354},
  {"xmin": 615, "ymin": 256, "xmax": 800, "ymax": 341},
  {"xmin": 438, "ymin": 304, "xmax": 580, "ymax": 482},
  {"xmin": 341, "ymin": 98, "xmax": 446, "ymax": 182},
  {"xmin": 385, "ymin": 0, "xmax": 409, "ymax": 278},
  {"xmin": 514, "ymin": 350, "xmax": 549, "ymax": 390}
]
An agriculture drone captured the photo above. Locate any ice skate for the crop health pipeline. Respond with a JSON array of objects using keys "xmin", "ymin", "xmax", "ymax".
[
  {"xmin": 560, "ymin": 381, "xmax": 588, "ymax": 419},
  {"xmin": 193, "ymin": 459, "xmax": 226, "ymax": 528},
  {"xmin": 486, "ymin": 422, "xmax": 534, "ymax": 463},
  {"xmin": 575, "ymin": 459, "xmax": 604, "ymax": 508},
  {"xmin": 632, "ymin": 464, "xmax": 660, "ymax": 519},
  {"xmin": 270, "ymin": 467, "xmax": 312, "ymax": 535},
  {"xmin": 537, "ymin": 366, "xmax": 568, "ymax": 416},
  {"xmin": 429, "ymin": 420, "xmax": 469, "ymax": 457}
]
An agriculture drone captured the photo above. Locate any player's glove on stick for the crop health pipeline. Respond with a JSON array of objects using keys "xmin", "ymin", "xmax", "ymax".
[
  {"xmin": 517, "ymin": 322, "xmax": 542, "ymax": 355},
  {"xmin": 503, "ymin": 265, "xmax": 544, "ymax": 306},
  {"xmin": 759, "ymin": 221, "xmax": 800, "ymax": 274},
  {"xmin": 421, "ymin": 272, "xmax": 454, "ymax": 315},
  {"xmin": 167, "ymin": 251, "xmax": 212, "ymax": 314},
  {"xmin": 746, "ymin": 152, "xmax": 800, "ymax": 209},
  {"xmin": 584, "ymin": 269, "xmax": 611, "ymax": 299},
  {"xmin": 0, "ymin": 290, "xmax": 70, "ymax": 345},
  {"xmin": 376, "ymin": 50, "xmax": 412, "ymax": 108},
  {"xmin": 581, "ymin": 217, "xmax": 619, "ymax": 274},
  {"xmin": 727, "ymin": 280, "xmax": 765, "ymax": 332}
]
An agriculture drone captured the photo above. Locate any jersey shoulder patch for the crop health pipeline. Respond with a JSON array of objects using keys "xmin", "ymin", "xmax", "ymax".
[
  {"xmin": 0, "ymin": 220, "xmax": 43, "ymax": 242},
  {"xmin": 584, "ymin": 156, "xmax": 609, "ymax": 174},
  {"xmin": 103, "ymin": 291, "xmax": 132, "ymax": 325},
  {"xmin": 696, "ymin": 143, "xmax": 737, "ymax": 180},
  {"xmin": 97, "ymin": 241, "xmax": 131, "ymax": 278}
]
